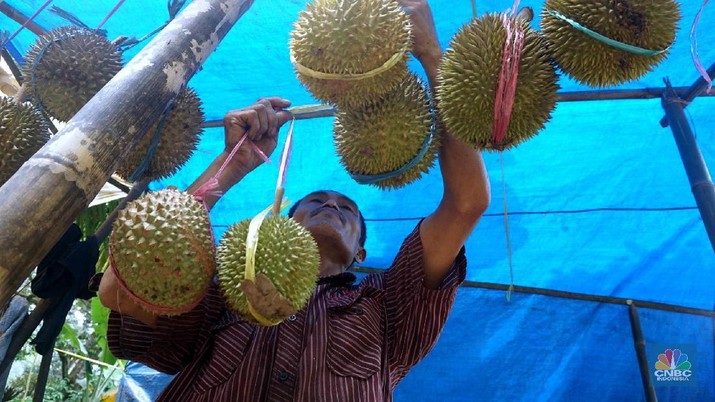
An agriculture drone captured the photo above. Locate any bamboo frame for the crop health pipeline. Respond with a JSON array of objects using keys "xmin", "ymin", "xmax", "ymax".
[
  {"xmin": 0, "ymin": 2, "xmax": 48, "ymax": 37},
  {"xmin": 351, "ymin": 266, "xmax": 715, "ymax": 317},
  {"xmin": 0, "ymin": 0, "xmax": 257, "ymax": 309},
  {"xmin": 199, "ymin": 86, "xmax": 713, "ymax": 128},
  {"xmin": 628, "ymin": 301, "xmax": 658, "ymax": 402}
]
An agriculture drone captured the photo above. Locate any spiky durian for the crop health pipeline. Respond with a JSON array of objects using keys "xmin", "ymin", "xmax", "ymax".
[
  {"xmin": 290, "ymin": 0, "xmax": 411, "ymax": 108},
  {"xmin": 217, "ymin": 215, "xmax": 320, "ymax": 325},
  {"xmin": 22, "ymin": 26, "xmax": 122, "ymax": 121},
  {"xmin": 437, "ymin": 13, "xmax": 559, "ymax": 151},
  {"xmin": 109, "ymin": 189, "xmax": 215, "ymax": 315},
  {"xmin": 540, "ymin": 0, "xmax": 680, "ymax": 87},
  {"xmin": 334, "ymin": 73, "xmax": 437, "ymax": 189},
  {"xmin": 0, "ymin": 98, "xmax": 50, "ymax": 186},
  {"xmin": 116, "ymin": 87, "xmax": 204, "ymax": 182}
]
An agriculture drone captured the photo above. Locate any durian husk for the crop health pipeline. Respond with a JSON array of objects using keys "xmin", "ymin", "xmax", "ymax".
[
  {"xmin": 109, "ymin": 189, "xmax": 215, "ymax": 315},
  {"xmin": 217, "ymin": 216, "xmax": 320, "ymax": 325},
  {"xmin": 22, "ymin": 26, "xmax": 123, "ymax": 121},
  {"xmin": 116, "ymin": 87, "xmax": 204, "ymax": 182},
  {"xmin": 334, "ymin": 73, "xmax": 438, "ymax": 189},
  {"xmin": 540, "ymin": 0, "xmax": 680, "ymax": 87},
  {"xmin": 437, "ymin": 13, "xmax": 559, "ymax": 151},
  {"xmin": 290, "ymin": 0, "xmax": 411, "ymax": 108},
  {"xmin": 0, "ymin": 98, "xmax": 50, "ymax": 186}
]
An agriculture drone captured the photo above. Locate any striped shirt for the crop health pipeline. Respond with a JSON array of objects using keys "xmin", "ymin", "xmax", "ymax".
[{"xmin": 107, "ymin": 224, "xmax": 466, "ymax": 401}]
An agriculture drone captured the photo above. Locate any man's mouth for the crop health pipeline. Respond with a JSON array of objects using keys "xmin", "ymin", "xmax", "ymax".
[{"xmin": 310, "ymin": 207, "xmax": 346, "ymax": 224}]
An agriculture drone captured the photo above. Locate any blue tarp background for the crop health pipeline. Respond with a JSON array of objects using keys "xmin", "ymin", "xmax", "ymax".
[{"xmin": 2, "ymin": 0, "xmax": 713, "ymax": 400}]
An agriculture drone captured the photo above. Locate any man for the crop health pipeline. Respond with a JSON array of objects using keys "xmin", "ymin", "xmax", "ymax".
[{"xmin": 99, "ymin": 0, "xmax": 490, "ymax": 400}]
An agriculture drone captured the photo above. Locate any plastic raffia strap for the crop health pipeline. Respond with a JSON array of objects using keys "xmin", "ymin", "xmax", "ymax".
[
  {"xmin": 492, "ymin": 12, "xmax": 524, "ymax": 145},
  {"xmin": 546, "ymin": 9, "xmax": 670, "ymax": 56},
  {"xmin": 129, "ymin": 98, "xmax": 175, "ymax": 182},
  {"xmin": 290, "ymin": 48, "xmax": 405, "ymax": 81},
  {"xmin": 690, "ymin": 0, "xmax": 712, "ymax": 94},
  {"xmin": 244, "ymin": 201, "xmax": 290, "ymax": 326},
  {"xmin": 349, "ymin": 126, "xmax": 435, "ymax": 184}
]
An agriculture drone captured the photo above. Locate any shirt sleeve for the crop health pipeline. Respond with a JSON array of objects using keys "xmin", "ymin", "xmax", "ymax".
[
  {"xmin": 107, "ymin": 282, "xmax": 224, "ymax": 374},
  {"xmin": 383, "ymin": 222, "xmax": 467, "ymax": 387}
]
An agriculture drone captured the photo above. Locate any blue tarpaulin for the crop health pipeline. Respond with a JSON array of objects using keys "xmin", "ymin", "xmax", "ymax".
[{"xmin": 2, "ymin": 0, "xmax": 713, "ymax": 400}]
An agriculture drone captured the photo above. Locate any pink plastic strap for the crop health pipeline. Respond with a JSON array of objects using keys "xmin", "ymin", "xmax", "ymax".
[
  {"xmin": 492, "ymin": 6, "xmax": 525, "ymax": 145},
  {"xmin": 691, "ymin": 0, "xmax": 712, "ymax": 94},
  {"xmin": 192, "ymin": 131, "xmax": 270, "ymax": 202}
]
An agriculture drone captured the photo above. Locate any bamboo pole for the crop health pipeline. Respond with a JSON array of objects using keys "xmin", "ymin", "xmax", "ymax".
[
  {"xmin": 0, "ymin": 0, "xmax": 257, "ymax": 308},
  {"xmin": 627, "ymin": 301, "xmax": 658, "ymax": 402},
  {"xmin": 0, "ymin": 2, "xmax": 48, "ymax": 37},
  {"xmin": 661, "ymin": 79, "xmax": 715, "ymax": 251},
  {"xmin": 199, "ymin": 86, "xmax": 713, "ymax": 128},
  {"xmin": 350, "ymin": 266, "xmax": 715, "ymax": 317},
  {"xmin": 660, "ymin": 62, "xmax": 715, "ymax": 127}
]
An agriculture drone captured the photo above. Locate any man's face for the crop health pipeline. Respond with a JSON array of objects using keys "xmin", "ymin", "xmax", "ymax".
[{"xmin": 291, "ymin": 190, "xmax": 363, "ymax": 265}]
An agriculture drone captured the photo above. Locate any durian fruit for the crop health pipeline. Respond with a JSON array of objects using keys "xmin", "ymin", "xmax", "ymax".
[
  {"xmin": 334, "ymin": 73, "xmax": 438, "ymax": 189},
  {"xmin": 290, "ymin": 0, "xmax": 411, "ymax": 108},
  {"xmin": 116, "ymin": 87, "xmax": 204, "ymax": 182},
  {"xmin": 540, "ymin": 0, "xmax": 680, "ymax": 87},
  {"xmin": 109, "ymin": 189, "xmax": 215, "ymax": 315},
  {"xmin": 437, "ymin": 13, "xmax": 559, "ymax": 151},
  {"xmin": 22, "ymin": 26, "xmax": 123, "ymax": 121},
  {"xmin": 217, "ymin": 215, "xmax": 320, "ymax": 325},
  {"xmin": 0, "ymin": 97, "xmax": 50, "ymax": 186}
]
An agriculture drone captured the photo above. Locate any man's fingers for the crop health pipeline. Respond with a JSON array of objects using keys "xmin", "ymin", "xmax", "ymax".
[{"xmin": 264, "ymin": 97, "xmax": 291, "ymax": 110}]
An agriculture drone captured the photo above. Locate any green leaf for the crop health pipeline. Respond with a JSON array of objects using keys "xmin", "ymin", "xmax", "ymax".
[
  {"xmin": 60, "ymin": 322, "xmax": 87, "ymax": 356},
  {"xmin": 91, "ymin": 297, "xmax": 117, "ymax": 365}
]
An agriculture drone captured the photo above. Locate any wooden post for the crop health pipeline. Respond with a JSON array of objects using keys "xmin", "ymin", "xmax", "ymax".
[{"xmin": 0, "ymin": 0, "xmax": 256, "ymax": 308}]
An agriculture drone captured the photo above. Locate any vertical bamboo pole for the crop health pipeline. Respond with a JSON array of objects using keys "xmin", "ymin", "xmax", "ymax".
[
  {"xmin": 0, "ymin": 0, "xmax": 256, "ymax": 308},
  {"xmin": 627, "ymin": 300, "xmax": 658, "ymax": 402},
  {"xmin": 661, "ymin": 79, "xmax": 715, "ymax": 251}
]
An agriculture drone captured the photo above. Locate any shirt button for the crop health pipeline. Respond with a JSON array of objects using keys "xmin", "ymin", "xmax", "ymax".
[
  {"xmin": 288, "ymin": 315, "xmax": 297, "ymax": 321},
  {"xmin": 277, "ymin": 371, "xmax": 289, "ymax": 382}
]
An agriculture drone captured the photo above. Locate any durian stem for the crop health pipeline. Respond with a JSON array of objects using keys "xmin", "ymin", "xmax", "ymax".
[
  {"xmin": 0, "ymin": 0, "xmax": 256, "ymax": 309},
  {"xmin": 12, "ymin": 83, "xmax": 29, "ymax": 104}
]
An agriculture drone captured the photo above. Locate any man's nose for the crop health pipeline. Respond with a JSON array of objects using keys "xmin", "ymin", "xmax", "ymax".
[{"xmin": 322, "ymin": 199, "xmax": 339, "ymax": 209}]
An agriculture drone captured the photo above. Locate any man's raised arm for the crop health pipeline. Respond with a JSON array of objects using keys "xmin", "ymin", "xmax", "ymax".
[{"xmin": 399, "ymin": 0, "xmax": 491, "ymax": 288}]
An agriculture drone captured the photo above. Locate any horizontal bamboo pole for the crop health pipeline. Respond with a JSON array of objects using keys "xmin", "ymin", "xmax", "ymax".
[
  {"xmin": 0, "ymin": 0, "xmax": 256, "ymax": 308},
  {"xmin": 200, "ymin": 86, "xmax": 713, "ymax": 127}
]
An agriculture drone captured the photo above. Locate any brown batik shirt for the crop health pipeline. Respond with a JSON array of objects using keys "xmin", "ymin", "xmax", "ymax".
[{"xmin": 107, "ymin": 224, "xmax": 467, "ymax": 401}]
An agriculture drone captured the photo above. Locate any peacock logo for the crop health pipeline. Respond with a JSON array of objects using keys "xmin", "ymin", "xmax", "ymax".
[{"xmin": 653, "ymin": 349, "xmax": 692, "ymax": 382}]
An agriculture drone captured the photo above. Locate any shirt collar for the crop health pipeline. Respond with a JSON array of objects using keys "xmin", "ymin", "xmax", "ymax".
[{"xmin": 317, "ymin": 272, "xmax": 356, "ymax": 287}]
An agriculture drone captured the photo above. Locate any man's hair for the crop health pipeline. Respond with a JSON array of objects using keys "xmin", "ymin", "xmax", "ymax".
[{"xmin": 288, "ymin": 192, "xmax": 367, "ymax": 247}]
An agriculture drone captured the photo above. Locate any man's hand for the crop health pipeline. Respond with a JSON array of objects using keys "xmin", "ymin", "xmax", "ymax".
[
  {"xmin": 398, "ymin": 0, "xmax": 441, "ymax": 66},
  {"xmin": 187, "ymin": 97, "xmax": 292, "ymax": 210},
  {"xmin": 240, "ymin": 274, "xmax": 297, "ymax": 324},
  {"xmin": 222, "ymin": 97, "xmax": 292, "ymax": 178}
]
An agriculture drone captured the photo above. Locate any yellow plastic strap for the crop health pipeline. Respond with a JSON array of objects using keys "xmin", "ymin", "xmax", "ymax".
[
  {"xmin": 245, "ymin": 200, "xmax": 290, "ymax": 326},
  {"xmin": 290, "ymin": 48, "xmax": 405, "ymax": 81}
]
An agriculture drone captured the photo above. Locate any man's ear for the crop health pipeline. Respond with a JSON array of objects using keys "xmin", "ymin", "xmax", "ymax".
[{"xmin": 353, "ymin": 247, "xmax": 366, "ymax": 264}]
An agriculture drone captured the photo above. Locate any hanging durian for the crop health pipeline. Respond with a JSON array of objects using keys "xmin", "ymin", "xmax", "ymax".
[
  {"xmin": 116, "ymin": 87, "xmax": 204, "ymax": 182},
  {"xmin": 540, "ymin": 0, "xmax": 680, "ymax": 87},
  {"xmin": 334, "ymin": 72, "xmax": 437, "ymax": 189},
  {"xmin": 0, "ymin": 98, "xmax": 50, "ymax": 186},
  {"xmin": 290, "ymin": 0, "xmax": 411, "ymax": 108},
  {"xmin": 22, "ymin": 26, "xmax": 122, "ymax": 121},
  {"xmin": 217, "ymin": 215, "xmax": 320, "ymax": 325},
  {"xmin": 109, "ymin": 189, "xmax": 215, "ymax": 314},
  {"xmin": 437, "ymin": 13, "xmax": 559, "ymax": 151}
]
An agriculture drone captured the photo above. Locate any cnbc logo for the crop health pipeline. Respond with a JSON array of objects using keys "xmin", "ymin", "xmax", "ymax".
[{"xmin": 653, "ymin": 349, "xmax": 692, "ymax": 382}]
